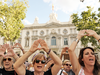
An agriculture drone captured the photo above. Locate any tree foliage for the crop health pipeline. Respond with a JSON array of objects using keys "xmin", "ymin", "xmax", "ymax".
[
  {"xmin": 71, "ymin": 6, "xmax": 100, "ymax": 49},
  {"xmin": 0, "ymin": 0, "xmax": 28, "ymax": 42}
]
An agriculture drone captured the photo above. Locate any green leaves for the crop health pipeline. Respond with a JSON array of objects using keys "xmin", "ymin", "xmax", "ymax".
[
  {"xmin": 0, "ymin": 0, "xmax": 28, "ymax": 42},
  {"xmin": 72, "ymin": 6, "xmax": 100, "ymax": 50}
]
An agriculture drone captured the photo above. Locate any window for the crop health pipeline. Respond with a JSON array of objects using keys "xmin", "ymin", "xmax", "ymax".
[
  {"xmin": 51, "ymin": 36, "xmax": 56, "ymax": 45},
  {"xmin": 64, "ymin": 38, "xmax": 68, "ymax": 45},
  {"xmin": 26, "ymin": 31, "xmax": 29, "ymax": 36}
]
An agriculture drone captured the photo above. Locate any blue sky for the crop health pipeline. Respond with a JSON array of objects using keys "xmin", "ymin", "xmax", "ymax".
[{"xmin": 23, "ymin": 0, "xmax": 100, "ymax": 25}]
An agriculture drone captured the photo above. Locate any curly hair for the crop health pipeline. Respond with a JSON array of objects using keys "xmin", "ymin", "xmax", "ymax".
[{"xmin": 78, "ymin": 47, "xmax": 100, "ymax": 75}]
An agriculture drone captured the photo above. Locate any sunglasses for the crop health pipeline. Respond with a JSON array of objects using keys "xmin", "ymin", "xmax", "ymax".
[
  {"xmin": 35, "ymin": 60, "xmax": 46, "ymax": 64},
  {"xmin": 3, "ymin": 58, "xmax": 12, "ymax": 61},
  {"xmin": 65, "ymin": 64, "xmax": 71, "ymax": 66}
]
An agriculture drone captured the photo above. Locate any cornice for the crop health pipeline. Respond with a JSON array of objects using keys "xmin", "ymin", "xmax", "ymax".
[
  {"xmin": 69, "ymin": 34, "xmax": 77, "ymax": 37},
  {"xmin": 23, "ymin": 22, "xmax": 74, "ymax": 30}
]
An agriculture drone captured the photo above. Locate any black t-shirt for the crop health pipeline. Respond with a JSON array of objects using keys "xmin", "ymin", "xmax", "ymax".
[
  {"xmin": 26, "ymin": 69, "xmax": 52, "ymax": 75},
  {"xmin": 0, "ymin": 68, "xmax": 18, "ymax": 75}
]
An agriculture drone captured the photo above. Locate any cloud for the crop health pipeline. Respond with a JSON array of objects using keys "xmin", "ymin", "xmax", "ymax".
[
  {"xmin": 43, "ymin": 0, "xmax": 100, "ymax": 14},
  {"xmin": 43, "ymin": 0, "xmax": 51, "ymax": 3},
  {"xmin": 22, "ymin": 19, "xmax": 32, "ymax": 25}
]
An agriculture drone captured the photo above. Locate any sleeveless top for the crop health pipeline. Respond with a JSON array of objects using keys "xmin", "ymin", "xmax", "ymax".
[{"xmin": 78, "ymin": 67, "xmax": 85, "ymax": 75}]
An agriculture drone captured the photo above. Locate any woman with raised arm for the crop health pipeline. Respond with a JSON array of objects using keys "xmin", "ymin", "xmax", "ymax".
[
  {"xmin": 68, "ymin": 30, "xmax": 100, "ymax": 75},
  {"xmin": 0, "ymin": 44, "xmax": 19, "ymax": 75},
  {"xmin": 14, "ymin": 39, "xmax": 62, "ymax": 75}
]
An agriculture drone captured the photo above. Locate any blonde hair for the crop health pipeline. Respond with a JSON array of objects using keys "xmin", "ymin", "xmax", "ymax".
[
  {"xmin": 63, "ymin": 59, "xmax": 70, "ymax": 65},
  {"xmin": 32, "ymin": 53, "xmax": 47, "ymax": 64}
]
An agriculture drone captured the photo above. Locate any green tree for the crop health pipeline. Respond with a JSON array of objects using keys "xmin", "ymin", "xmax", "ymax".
[
  {"xmin": 71, "ymin": 6, "xmax": 100, "ymax": 49},
  {"xmin": 0, "ymin": 0, "xmax": 28, "ymax": 42}
]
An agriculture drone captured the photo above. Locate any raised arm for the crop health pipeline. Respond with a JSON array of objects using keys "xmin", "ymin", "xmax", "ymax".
[
  {"xmin": 60, "ymin": 47, "xmax": 69, "ymax": 60},
  {"xmin": 39, "ymin": 39, "xmax": 62, "ymax": 75},
  {"xmin": 13, "ymin": 43, "xmax": 25, "ymax": 54},
  {"xmin": 43, "ymin": 59, "xmax": 54, "ymax": 72},
  {"xmin": 13, "ymin": 40, "xmax": 39, "ymax": 75},
  {"xmin": 86, "ymin": 30, "xmax": 100, "ymax": 42},
  {"xmin": 17, "ymin": 43, "xmax": 26, "ymax": 54},
  {"xmin": 68, "ymin": 30, "xmax": 86, "ymax": 75},
  {"xmin": 4, "ymin": 44, "xmax": 19, "ymax": 61},
  {"xmin": 0, "ymin": 45, "xmax": 6, "ymax": 68}
]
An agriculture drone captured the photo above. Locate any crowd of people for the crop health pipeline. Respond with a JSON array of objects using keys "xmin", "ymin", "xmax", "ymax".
[{"xmin": 0, "ymin": 30, "xmax": 100, "ymax": 75}]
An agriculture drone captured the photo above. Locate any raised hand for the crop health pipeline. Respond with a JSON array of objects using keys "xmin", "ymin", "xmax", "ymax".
[
  {"xmin": 85, "ymin": 30, "xmax": 97, "ymax": 37},
  {"xmin": 0, "ymin": 45, "xmax": 6, "ymax": 57},
  {"xmin": 77, "ymin": 30, "xmax": 87, "ymax": 40},
  {"xmin": 0, "ymin": 45, "xmax": 2, "ymax": 48},
  {"xmin": 62, "ymin": 72, "xmax": 68, "ymax": 75},
  {"xmin": 38, "ymin": 39, "xmax": 49, "ymax": 53},
  {"xmin": 61, "ymin": 47, "xmax": 69, "ymax": 55},
  {"xmin": 29, "ymin": 40, "xmax": 40, "ymax": 53},
  {"xmin": 4, "ymin": 44, "xmax": 15, "ymax": 57},
  {"xmin": 17, "ymin": 43, "xmax": 23, "ymax": 49},
  {"xmin": 12, "ymin": 43, "xmax": 17, "ymax": 49},
  {"xmin": 47, "ymin": 60, "xmax": 54, "ymax": 66}
]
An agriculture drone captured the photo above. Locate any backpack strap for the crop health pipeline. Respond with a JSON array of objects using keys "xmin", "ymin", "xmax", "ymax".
[{"xmin": 60, "ymin": 69, "xmax": 63, "ymax": 75}]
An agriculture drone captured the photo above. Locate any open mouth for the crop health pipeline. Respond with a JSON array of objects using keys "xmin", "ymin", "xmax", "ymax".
[
  {"xmin": 37, "ymin": 66, "xmax": 42, "ymax": 69},
  {"xmin": 5, "ymin": 63, "xmax": 10, "ymax": 66},
  {"xmin": 89, "ymin": 59, "xmax": 94, "ymax": 61}
]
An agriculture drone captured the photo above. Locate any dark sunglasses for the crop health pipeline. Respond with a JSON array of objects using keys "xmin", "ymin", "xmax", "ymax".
[
  {"xmin": 3, "ymin": 58, "xmax": 12, "ymax": 61},
  {"xmin": 65, "ymin": 64, "xmax": 71, "ymax": 66},
  {"xmin": 35, "ymin": 60, "xmax": 46, "ymax": 64}
]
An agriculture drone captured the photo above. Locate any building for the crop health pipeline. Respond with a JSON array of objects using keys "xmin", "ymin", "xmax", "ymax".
[{"xmin": 0, "ymin": 12, "xmax": 99, "ymax": 62}]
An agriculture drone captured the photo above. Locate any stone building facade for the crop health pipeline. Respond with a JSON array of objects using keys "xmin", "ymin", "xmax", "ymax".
[{"xmin": 0, "ymin": 12, "xmax": 99, "ymax": 62}]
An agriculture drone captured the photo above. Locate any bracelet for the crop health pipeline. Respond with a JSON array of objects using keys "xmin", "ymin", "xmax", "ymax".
[
  {"xmin": 47, "ymin": 49, "xmax": 51, "ymax": 54},
  {"xmin": 98, "ymin": 39, "xmax": 100, "ymax": 42},
  {"xmin": 21, "ymin": 49, "xmax": 24, "ymax": 51},
  {"xmin": 74, "ymin": 38, "xmax": 79, "ymax": 43}
]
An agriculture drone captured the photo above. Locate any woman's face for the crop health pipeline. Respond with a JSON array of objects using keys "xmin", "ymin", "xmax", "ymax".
[
  {"xmin": 33, "ymin": 56, "xmax": 46, "ymax": 72},
  {"xmin": 82, "ymin": 48, "xmax": 95, "ymax": 66},
  {"xmin": 3, "ymin": 57, "xmax": 13, "ymax": 70}
]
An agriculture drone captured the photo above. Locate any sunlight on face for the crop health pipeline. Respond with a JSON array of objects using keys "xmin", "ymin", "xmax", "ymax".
[{"xmin": 33, "ymin": 56, "xmax": 46, "ymax": 72}]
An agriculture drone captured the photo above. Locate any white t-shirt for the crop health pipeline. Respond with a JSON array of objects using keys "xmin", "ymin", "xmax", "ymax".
[
  {"xmin": 57, "ymin": 69, "xmax": 66, "ymax": 75},
  {"xmin": 78, "ymin": 67, "xmax": 85, "ymax": 75}
]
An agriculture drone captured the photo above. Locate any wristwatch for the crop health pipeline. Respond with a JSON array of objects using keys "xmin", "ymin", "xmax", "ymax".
[{"xmin": 74, "ymin": 38, "xmax": 79, "ymax": 43}]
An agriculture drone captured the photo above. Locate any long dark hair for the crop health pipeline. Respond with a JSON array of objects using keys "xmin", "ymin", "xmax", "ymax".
[{"xmin": 78, "ymin": 47, "xmax": 100, "ymax": 75}]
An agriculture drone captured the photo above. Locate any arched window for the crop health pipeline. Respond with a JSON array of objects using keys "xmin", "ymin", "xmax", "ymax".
[
  {"xmin": 64, "ymin": 38, "xmax": 68, "ymax": 45},
  {"xmin": 51, "ymin": 36, "xmax": 56, "ymax": 45}
]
